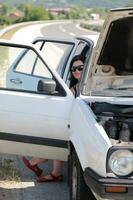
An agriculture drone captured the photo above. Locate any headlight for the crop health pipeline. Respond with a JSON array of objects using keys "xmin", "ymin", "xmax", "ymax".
[{"xmin": 109, "ymin": 150, "xmax": 133, "ymax": 176}]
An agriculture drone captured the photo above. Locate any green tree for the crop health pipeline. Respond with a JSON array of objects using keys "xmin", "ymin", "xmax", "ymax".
[
  {"xmin": 0, "ymin": 3, "xmax": 11, "ymax": 15},
  {"xmin": 68, "ymin": 6, "xmax": 88, "ymax": 19},
  {"xmin": 0, "ymin": 16, "xmax": 11, "ymax": 25},
  {"xmin": 88, "ymin": 7, "xmax": 108, "ymax": 19},
  {"xmin": 17, "ymin": 3, "xmax": 49, "ymax": 21},
  {"xmin": 28, "ymin": 6, "xmax": 49, "ymax": 21},
  {"xmin": 47, "ymin": 11, "xmax": 55, "ymax": 20}
]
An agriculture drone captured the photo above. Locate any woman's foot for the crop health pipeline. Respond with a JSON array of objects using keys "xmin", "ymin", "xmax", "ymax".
[
  {"xmin": 22, "ymin": 157, "xmax": 43, "ymax": 177},
  {"xmin": 37, "ymin": 173, "xmax": 63, "ymax": 183}
]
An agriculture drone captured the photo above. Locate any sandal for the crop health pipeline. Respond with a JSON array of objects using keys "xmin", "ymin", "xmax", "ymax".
[
  {"xmin": 37, "ymin": 173, "xmax": 63, "ymax": 183},
  {"xmin": 22, "ymin": 157, "xmax": 43, "ymax": 177}
]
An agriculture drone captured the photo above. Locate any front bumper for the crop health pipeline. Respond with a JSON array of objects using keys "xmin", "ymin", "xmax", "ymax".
[{"xmin": 84, "ymin": 168, "xmax": 133, "ymax": 200}]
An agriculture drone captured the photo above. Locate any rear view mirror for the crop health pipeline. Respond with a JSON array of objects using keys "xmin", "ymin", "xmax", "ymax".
[{"xmin": 37, "ymin": 79, "xmax": 56, "ymax": 94}]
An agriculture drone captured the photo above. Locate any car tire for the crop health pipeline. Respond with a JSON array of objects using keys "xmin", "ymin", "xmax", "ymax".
[{"xmin": 70, "ymin": 150, "xmax": 96, "ymax": 200}]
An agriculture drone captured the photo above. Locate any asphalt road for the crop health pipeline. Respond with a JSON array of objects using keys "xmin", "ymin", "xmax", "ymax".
[
  {"xmin": 40, "ymin": 21, "xmax": 98, "ymax": 38},
  {"xmin": 11, "ymin": 20, "xmax": 98, "ymax": 43}
]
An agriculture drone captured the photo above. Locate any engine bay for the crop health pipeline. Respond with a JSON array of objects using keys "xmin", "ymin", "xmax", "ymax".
[{"xmin": 91, "ymin": 102, "xmax": 133, "ymax": 145}]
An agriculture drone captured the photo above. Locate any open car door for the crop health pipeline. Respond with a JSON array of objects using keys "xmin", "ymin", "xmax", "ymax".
[{"xmin": 0, "ymin": 40, "xmax": 74, "ymax": 161}]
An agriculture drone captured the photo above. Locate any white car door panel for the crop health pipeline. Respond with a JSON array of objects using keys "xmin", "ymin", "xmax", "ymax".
[
  {"xmin": 0, "ymin": 91, "xmax": 73, "ymax": 160},
  {"xmin": 0, "ymin": 40, "xmax": 74, "ymax": 160},
  {"xmin": 0, "ymin": 91, "xmax": 72, "ymax": 139}
]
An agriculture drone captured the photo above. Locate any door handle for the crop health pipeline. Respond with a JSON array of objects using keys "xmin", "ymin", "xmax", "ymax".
[{"xmin": 10, "ymin": 78, "xmax": 22, "ymax": 84}]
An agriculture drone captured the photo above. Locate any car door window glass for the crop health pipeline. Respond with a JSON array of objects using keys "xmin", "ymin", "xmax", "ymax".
[
  {"xmin": 14, "ymin": 49, "xmax": 52, "ymax": 79},
  {"xmin": 74, "ymin": 41, "xmax": 90, "ymax": 59},
  {"xmin": 33, "ymin": 57, "xmax": 52, "ymax": 78},
  {"xmin": 0, "ymin": 44, "xmax": 65, "ymax": 96},
  {"xmin": 34, "ymin": 41, "xmax": 74, "ymax": 72},
  {"xmin": 15, "ymin": 49, "xmax": 36, "ymax": 74}
]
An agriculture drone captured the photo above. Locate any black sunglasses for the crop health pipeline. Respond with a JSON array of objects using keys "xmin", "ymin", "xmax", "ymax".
[{"xmin": 71, "ymin": 65, "xmax": 84, "ymax": 72}]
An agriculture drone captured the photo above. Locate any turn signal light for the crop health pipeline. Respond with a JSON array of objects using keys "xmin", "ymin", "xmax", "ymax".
[{"xmin": 105, "ymin": 186, "xmax": 127, "ymax": 193}]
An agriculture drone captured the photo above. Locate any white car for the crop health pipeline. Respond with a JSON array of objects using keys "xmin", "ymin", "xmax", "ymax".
[{"xmin": 0, "ymin": 7, "xmax": 132, "ymax": 200}]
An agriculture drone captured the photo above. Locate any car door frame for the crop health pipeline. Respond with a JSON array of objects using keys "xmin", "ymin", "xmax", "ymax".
[{"xmin": 6, "ymin": 37, "xmax": 77, "ymax": 90}]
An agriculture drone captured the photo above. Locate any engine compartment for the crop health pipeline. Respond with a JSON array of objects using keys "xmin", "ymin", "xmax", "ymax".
[{"xmin": 91, "ymin": 102, "xmax": 133, "ymax": 145}]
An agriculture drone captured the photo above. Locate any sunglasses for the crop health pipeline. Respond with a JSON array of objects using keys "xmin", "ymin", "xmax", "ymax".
[{"xmin": 71, "ymin": 65, "xmax": 84, "ymax": 72}]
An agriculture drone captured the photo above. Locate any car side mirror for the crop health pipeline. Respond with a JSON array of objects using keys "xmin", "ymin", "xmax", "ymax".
[{"xmin": 37, "ymin": 79, "xmax": 56, "ymax": 94}]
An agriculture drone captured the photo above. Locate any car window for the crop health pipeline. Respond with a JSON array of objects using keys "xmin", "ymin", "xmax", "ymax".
[
  {"xmin": 15, "ymin": 49, "xmax": 37, "ymax": 74},
  {"xmin": 15, "ymin": 49, "xmax": 52, "ymax": 79},
  {"xmin": 74, "ymin": 40, "xmax": 90, "ymax": 59},
  {"xmin": 0, "ymin": 43, "xmax": 65, "ymax": 96},
  {"xmin": 34, "ymin": 40, "xmax": 74, "ymax": 72},
  {"xmin": 33, "ymin": 57, "xmax": 52, "ymax": 78}
]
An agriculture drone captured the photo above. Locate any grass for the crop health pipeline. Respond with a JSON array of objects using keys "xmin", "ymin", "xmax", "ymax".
[
  {"xmin": 80, "ymin": 22, "xmax": 102, "ymax": 32},
  {"xmin": 0, "ymin": 27, "xmax": 22, "ymax": 40},
  {"xmin": 0, "ymin": 24, "xmax": 30, "ymax": 40},
  {"xmin": 0, "ymin": 158, "xmax": 20, "ymax": 181}
]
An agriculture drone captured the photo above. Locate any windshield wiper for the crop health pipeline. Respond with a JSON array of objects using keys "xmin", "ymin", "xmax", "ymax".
[{"xmin": 115, "ymin": 87, "xmax": 133, "ymax": 90}]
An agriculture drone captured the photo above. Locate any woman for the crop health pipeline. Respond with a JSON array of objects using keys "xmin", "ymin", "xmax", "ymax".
[
  {"xmin": 69, "ymin": 54, "xmax": 85, "ymax": 97},
  {"xmin": 22, "ymin": 54, "xmax": 85, "ymax": 182}
]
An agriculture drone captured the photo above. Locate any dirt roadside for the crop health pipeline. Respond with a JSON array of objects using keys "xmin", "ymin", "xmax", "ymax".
[{"xmin": 0, "ymin": 154, "xmax": 69, "ymax": 200}]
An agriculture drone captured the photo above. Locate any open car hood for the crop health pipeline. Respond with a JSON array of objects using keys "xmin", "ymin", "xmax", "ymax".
[{"xmin": 83, "ymin": 8, "xmax": 133, "ymax": 97}]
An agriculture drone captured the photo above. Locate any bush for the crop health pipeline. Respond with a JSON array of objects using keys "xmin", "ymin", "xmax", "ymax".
[
  {"xmin": 80, "ymin": 23, "xmax": 102, "ymax": 32},
  {"xmin": 0, "ymin": 16, "xmax": 11, "ymax": 25}
]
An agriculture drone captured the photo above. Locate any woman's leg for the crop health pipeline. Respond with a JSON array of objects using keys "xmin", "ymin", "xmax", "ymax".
[
  {"xmin": 37, "ymin": 160, "xmax": 63, "ymax": 182},
  {"xmin": 22, "ymin": 157, "xmax": 48, "ymax": 177},
  {"xmin": 52, "ymin": 160, "xmax": 62, "ymax": 176},
  {"xmin": 30, "ymin": 158, "xmax": 48, "ymax": 166}
]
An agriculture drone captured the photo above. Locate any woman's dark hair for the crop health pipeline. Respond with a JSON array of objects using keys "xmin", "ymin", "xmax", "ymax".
[{"xmin": 69, "ymin": 54, "xmax": 85, "ymax": 88}]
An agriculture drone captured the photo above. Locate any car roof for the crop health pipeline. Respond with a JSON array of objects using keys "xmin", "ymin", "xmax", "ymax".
[
  {"xmin": 32, "ymin": 35, "xmax": 99, "ymax": 47},
  {"xmin": 32, "ymin": 36, "xmax": 78, "ymax": 44},
  {"xmin": 81, "ymin": 34, "xmax": 99, "ymax": 47}
]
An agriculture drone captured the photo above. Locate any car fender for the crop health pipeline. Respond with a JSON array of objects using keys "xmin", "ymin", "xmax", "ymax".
[{"xmin": 69, "ymin": 98, "xmax": 112, "ymax": 177}]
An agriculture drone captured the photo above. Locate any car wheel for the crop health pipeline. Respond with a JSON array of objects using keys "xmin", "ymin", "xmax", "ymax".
[{"xmin": 70, "ymin": 150, "xmax": 96, "ymax": 200}]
